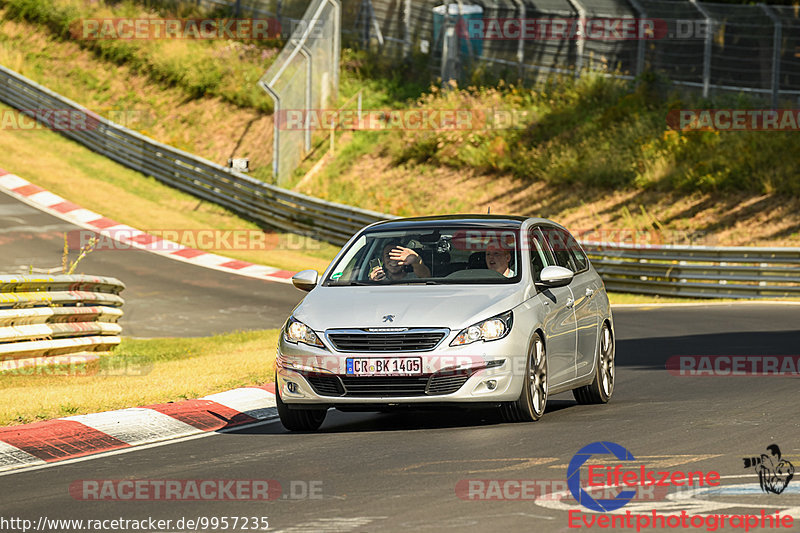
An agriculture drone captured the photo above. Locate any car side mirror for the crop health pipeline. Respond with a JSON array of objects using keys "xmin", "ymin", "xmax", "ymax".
[
  {"xmin": 535, "ymin": 265, "xmax": 574, "ymax": 289},
  {"xmin": 291, "ymin": 269, "xmax": 319, "ymax": 292}
]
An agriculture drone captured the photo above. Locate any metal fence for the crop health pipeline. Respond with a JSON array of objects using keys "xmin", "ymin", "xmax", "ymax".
[
  {"xmin": 0, "ymin": 275, "xmax": 124, "ymax": 363},
  {"xmin": 0, "ymin": 65, "xmax": 387, "ymax": 246},
  {"xmin": 349, "ymin": 0, "xmax": 800, "ymax": 106},
  {"xmin": 258, "ymin": 0, "xmax": 341, "ymax": 184},
  {"xmin": 583, "ymin": 242, "xmax": 800, "ymax": 299}
]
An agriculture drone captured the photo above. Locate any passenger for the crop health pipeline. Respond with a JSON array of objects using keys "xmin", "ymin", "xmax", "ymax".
[
  {"xmin": 369, "ymin": 241, "xmax": 431, "ymax": 282},
  {"xmin": 485, "ymin": 243, "xmax": 515, "ymax": 277}
]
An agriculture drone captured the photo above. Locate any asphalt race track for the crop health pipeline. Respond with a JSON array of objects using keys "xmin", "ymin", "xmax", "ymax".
[
  {"xmin": 2, "ymin": 304, "xmax": 799, "ymax": 532},
  {"xmin": 0, "ymin": 191, "xmax": 303, "ymax": 336}
]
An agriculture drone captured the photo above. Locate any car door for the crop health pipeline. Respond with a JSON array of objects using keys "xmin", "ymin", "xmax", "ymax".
[
  {"xmin": 541, "ymin": 226, "xmax": 599, "ymax": 380},
  {"xmin": 530, "ymin": 227, "xmax": 577, "ymax": 386}
]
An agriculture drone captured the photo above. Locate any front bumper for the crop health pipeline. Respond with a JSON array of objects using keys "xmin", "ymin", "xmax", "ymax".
[{"xmin": 276, "ymin": 332, "xmax": 527, "ymax": 407}]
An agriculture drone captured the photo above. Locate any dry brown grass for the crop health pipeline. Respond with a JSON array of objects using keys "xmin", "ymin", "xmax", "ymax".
[{"xmin": 300, "ymin": 153, "xmax": 800, "ymax": 248}]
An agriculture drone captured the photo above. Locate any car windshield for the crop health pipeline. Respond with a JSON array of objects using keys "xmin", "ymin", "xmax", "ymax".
[{"xmin": 324, "ymin": 226, "xmax": 522, "ymax": 286}]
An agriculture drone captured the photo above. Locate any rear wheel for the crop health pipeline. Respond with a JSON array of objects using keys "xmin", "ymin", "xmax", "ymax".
[
  {"xmin": 501, "ymin": 333, "xmax": 547, "ymax": 422},
  {"xmin": 276, "ymin": 380, "xmax": 327, "ymax": 431},
  {"xmin": 573, "ymin": 322, "xmax": 614, "ymax": 404}
]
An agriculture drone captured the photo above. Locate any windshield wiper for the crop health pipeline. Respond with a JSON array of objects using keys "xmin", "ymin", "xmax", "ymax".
[{"xmin": 385, "ymin": 279, "xmax": 443, "ymax": 285}]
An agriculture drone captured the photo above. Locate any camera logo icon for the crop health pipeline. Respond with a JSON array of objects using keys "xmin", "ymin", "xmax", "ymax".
[{"xmin": 743, "ymin": 444, "xmax": 795, "ymax": 495}]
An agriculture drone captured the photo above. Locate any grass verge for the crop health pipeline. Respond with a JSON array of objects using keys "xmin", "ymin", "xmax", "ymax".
[
  {"xmin": 0, "ymin": 329, "xmax": 279, "ymax": 426},
  {"xmin": 0, "ymin": 0, "xmax": 278, "ymax": 111}
]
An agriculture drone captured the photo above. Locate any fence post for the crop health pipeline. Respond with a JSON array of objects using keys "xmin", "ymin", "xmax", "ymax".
[
  {"xmin": 513, "ymin": 0, "xmax": 526, "ymax": 80},
  {"xmin": 759, "ymin": 3, "xmax": 781, "ymax": 109},
  {"xmin": 440, "ymin": 6, "xmax": 458, "ymax": 83},
  {"xmin": 690, "ymin": 0, "xmax": 713, "ymax": 98},
  {"xmin": 359, "ymin": 0, "xmax": 370, "ymax": 47},
  {"xmin": 276, "ymin": 0, "xmax": 283, "ymax": 36},
  {"xmin": 260, "ymin": 82, "xmax": 281, "ymax": 179},
  {"xmin": 403, "ymin": 0, "xmax": 412, "ymax": 58},
  {"xmin": 567, "ymin": 0, "xmax": 587, "ymax": 77},
  {"xmin": 299, "ymin": 46, "xmax": 313, "ymax": 153},
  {"xmin": 627, "ymin": 0, "xmax": 647, "ymax": 78},
  {"xmin": 332, "ymin": 0, "xmax": 341, "ymax": 98}
]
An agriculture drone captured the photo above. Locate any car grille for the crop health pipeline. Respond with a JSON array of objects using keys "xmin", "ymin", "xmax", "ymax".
[
  {"xmin": 305, "ymin": 374, "xmax": 345, "ymax": 396},
  {"xmin": 340, "ymin": 376, "xmax": 430, "ymax": 396},
  {"xmin": 326, "ymin": 329, "xmax": 448, "ymax": 352},
  {"xmin": 301, "ymin": 372, "xmax": 471, "ymax": 397},
  {"xmin": 426, "ymin": 371, "xmax": 471, "ymax": 395}
]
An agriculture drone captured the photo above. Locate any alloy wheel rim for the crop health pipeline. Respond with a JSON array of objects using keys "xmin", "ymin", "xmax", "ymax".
[
  {"xmin": 529, "ymin": 338, "xmax": 547, "ymax": 415},
  {"xmin": 600, "ymin": 326, "xmax": 614, "ymax": 397}
]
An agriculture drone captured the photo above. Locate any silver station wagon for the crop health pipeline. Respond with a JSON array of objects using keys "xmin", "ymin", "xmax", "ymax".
[{"xmin": 276, "ymin": 215, "xmax": 615, "ymax": 431}]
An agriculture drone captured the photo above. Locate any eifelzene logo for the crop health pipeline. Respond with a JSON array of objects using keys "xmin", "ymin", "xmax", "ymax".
[{"xmin": 743, "ymin": 444, "xmax": 795, "ymax": 495}]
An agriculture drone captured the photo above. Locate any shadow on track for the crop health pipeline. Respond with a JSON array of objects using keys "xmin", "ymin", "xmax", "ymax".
[
  {"xmin": 617, "ymin": 330, "xmax": 800, "ymax": 370},
  {"xmin": 230, "ymin": 398, "xmax": 578, "ymax": 435}
]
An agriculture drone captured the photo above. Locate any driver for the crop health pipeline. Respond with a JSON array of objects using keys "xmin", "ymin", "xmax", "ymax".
[
  {"xmin": 369, "ymin": 240, "xmax": 431, "ymax": 282},
  {"xmin": 485, "ymin": 243, "xmax": 514, "ymax": 277}
]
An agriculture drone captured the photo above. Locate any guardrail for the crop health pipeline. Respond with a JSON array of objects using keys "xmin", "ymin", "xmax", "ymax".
[
  {"xmin": 583, "ymin": 242, "xmax": 800, "ymax": 299},
  {"xmin": 0, "ymin": 275, "xmax": 124, "ymax": 362},
  {"xmin": 1, "ymin": 65, "xmax": 798, "ymax": 298},
  {"xmin": 0, "ymin": 65, "xmax": 392, "ymax": 246}
]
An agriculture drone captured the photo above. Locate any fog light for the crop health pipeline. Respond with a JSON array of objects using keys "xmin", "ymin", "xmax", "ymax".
[
  {"xmin": 287, "ymin": 381, "xmax": 298, "ymax": 393},
  {"xmin": 486, "ymin": 380, "xmax": 497, "ymax": 390}
]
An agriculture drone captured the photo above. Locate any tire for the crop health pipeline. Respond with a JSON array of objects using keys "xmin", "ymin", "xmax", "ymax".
[
  {"xmin": 276, "ymin": 380, "xmax": 327, "ymax": 431},
  {"xmin": 573, "ymin": 322, "xmax": 614, "ymax": 404},
  {"xmin": 500, "ymin": 333, "xmax": 547, "ymax": 422}
]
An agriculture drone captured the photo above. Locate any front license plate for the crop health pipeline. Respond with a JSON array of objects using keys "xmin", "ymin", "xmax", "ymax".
[{"xmin": 346, "ymin": 357, "xmax": 422, "ymax": 376}]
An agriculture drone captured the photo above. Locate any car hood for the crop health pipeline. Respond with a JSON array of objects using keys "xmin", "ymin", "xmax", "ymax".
[{"xmin": 292, "ymin": 284, "xmax": 527, "ymax": 331}]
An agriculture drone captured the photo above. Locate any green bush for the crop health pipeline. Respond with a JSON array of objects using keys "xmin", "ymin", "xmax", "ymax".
[{"xmin": 385, "ymin": 73, "xmax": 800, "ymax": 195}]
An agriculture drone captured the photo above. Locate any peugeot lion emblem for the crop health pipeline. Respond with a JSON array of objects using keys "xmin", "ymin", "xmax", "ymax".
[{"xmin": 382, "ymin": 314, "xmax": 395, "ymax": 323}]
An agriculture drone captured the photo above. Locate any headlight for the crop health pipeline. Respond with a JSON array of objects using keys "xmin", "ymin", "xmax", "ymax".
[
  {"xmin": 283, "ymin": 317, "xmax": 325, "ymax": 348},
  {"xmin": 451, "ymin": 311, "xmax": 513, "ymax": 346}
]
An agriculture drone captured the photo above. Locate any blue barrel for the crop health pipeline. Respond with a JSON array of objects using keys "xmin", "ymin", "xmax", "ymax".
[{"xmin": 433, "ymin": 4, "xmax": 485, "ymax": 58}]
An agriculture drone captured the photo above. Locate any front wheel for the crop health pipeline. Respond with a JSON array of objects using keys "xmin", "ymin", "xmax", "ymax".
[
  {"xmin": 276, "ymin": 380, "xmax": 327, "ymax": 431},
  {"xmin": 573, "ymin": 322, "xmax": 614, "ymax": 404},
  {"xmin": 500, "ymin": 333, "xmax": 547, "ymax": 422}
]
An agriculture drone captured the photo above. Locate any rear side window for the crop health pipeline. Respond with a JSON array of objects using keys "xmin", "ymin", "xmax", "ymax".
[
  {"xmin": 570, "ymin": 239, "xmax": 590, "ymax": 271},
  {"xmin": 529, "ymin": 227, "xmax": 555, "ymax": 281},
  {"xmin": 540, "ymin": 226, "xmax": 588, "ymax": 273}
]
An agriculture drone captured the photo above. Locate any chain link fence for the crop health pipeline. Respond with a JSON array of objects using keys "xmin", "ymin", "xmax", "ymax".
[
  {"xmin": 347, "ymin": 0, "xmax": 800, "ymax": 105},
  {"xmin": 250, "ymin": 0, "xmax": 341, "ymax": 184},
  {"xmin": 194, "ymin": 0, "xmax": 798, "ymax": 179}
]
